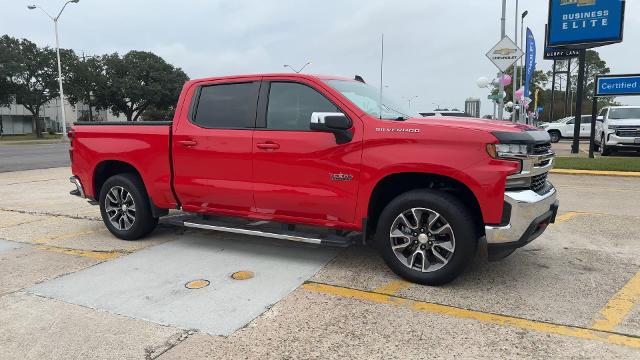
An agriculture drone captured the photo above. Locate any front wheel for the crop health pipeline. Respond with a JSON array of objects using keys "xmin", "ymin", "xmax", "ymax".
[
  {"xmin": 375, "ymin": 189, "xmax": 477, "ymax": 286},
  {"xmin": 600, "ymin": 136, "xmax": 611, "ymax": 156},
  {"xmin": 548, "ymin": 130, "xmax": 561, "ymax": 143},
  {"xmin": 99, "ymin": 173, "xmax": 158, "ymax": 240}
]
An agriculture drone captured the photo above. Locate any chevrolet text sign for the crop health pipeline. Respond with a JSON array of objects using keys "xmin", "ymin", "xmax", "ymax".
[{"xmin": 547, "ymin": 0, "xmax": 625, "ymax": 48}]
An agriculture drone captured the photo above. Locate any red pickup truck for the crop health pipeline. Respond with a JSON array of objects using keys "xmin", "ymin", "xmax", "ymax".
[{"xmin": 69, "ymin": 73, "xmax": 558, "ymax": 285}]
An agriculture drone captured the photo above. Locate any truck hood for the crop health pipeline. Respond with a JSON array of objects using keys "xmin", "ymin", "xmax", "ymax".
[{"xmin": 407, "ymin": 116, "xmax": 537, "ymax": 133}]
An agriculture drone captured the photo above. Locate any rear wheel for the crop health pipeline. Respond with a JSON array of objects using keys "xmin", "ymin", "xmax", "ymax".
[
  {"xmin": 99, "ymin": 173, "xmax": 158, "ymax": 240},
  {"xmin": 548, "ymin": 130, "xmax": 561, "ymax": 143},
  {"xmin": 375, "ymin": 189, "xmax": 477, "ymax": 286}
]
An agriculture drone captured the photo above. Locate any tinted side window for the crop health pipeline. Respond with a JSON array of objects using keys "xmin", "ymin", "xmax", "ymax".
[
  {"xmin": 599, "ymin": 108, "xmax": 608, "ymax": 118},
  {"xmin": 266, "ymin": 82, "xmax": 338, "ymax": 131},
  {"xmin": 193, "ymin": 82, "xmax": 258, "ymax": 129}
]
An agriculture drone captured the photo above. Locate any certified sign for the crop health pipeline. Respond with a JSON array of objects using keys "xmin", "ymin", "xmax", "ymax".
[
  {"xmin": 486, "ymin": 36, "xmax": 524, "ymax": 72},
  {"xmin": 595, "ymin": 74, "xmax": 640, "ymax": 97}
]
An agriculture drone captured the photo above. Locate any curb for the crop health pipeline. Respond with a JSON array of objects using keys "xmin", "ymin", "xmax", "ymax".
[{"xmin": 551, "ymin": 169, "xmax": 640, "ymax": 178}]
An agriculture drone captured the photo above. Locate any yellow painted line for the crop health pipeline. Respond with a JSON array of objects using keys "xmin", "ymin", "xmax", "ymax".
[
  {"xmin": 303, "ymin": 282, "xmax": 640, "ymax": 349},
  {"xmin": 36, "ymin": 245, "xmax": 126, "ymax": 261},
  {"xmin": 33, "ymin": 229, "xmax": 105, "ymax": 244},
  {"xmin": 592, "ymin": 271, "xmax": 640, "ymax": 332},
  {"xmin": 373, "ymin": 279, "xmax": 412, "ymax": 295},
  {"xmin": 551, "ymin": 169, "xmax": 640, "ymax": 178},
  {"xmin": 0, "ymin": 217, "xmax": 48, "ymax": 229}
]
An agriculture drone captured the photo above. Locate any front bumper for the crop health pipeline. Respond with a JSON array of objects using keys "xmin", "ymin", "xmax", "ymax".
[
  {"xmin": 604, "ymin": 132, "xmax": 640, "ymax": 147},
  {"xmin": 485, "ymin": 186, "xmax": 559, "ymax": 260}
]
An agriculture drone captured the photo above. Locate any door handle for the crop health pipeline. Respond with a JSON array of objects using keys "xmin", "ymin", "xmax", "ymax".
[
  {"xmin": 178, "ymin": 139, "xmax": 198, "ymax": 147},
  {"xmin": 256, "ymin": 142, "xmax": 280, "ymax": 150}
]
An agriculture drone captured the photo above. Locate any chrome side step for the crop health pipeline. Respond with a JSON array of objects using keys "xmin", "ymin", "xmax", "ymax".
[{"xmin": 165, "ymin": 214, "xmax": 357, "ymax": 247}]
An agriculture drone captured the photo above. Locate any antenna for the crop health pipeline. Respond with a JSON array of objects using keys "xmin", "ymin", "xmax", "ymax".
[{"xmin": 379, "ymin": 34, "xmax": 384, "ymax": 120}]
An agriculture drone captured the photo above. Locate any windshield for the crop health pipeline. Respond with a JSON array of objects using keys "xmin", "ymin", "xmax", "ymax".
[
  {"xmin": 324, "ymin": 80, "xmax": 416, "ymax": 120},
  {"xmin": 609, "ymin": 108, "xmax": 640, "ymax": 120}
]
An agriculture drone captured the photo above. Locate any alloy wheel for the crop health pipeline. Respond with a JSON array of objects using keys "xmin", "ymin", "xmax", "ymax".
[{"xmin": 105, "ymin": 186, "xmax": 136, "ymax": 231}]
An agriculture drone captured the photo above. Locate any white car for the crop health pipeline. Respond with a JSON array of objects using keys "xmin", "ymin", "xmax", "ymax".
[
  {"xmin": 594, "ymin": 106, "xmax": 640, "ymax": 156},
  {"xmin": 539, "ymin": 115, "xmax": 593, "ymax": 143}
]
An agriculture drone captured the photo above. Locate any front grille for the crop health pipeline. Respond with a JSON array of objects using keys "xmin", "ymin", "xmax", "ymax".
[
  {"xmin": 616, "ymin": 128, "xmax": 640, "ymax": 138},
  {"xmin": 532, "ymin": 143, "xmax": 551, "ymax": 155},
  {"xmin": 531, "ymin": 173, "xmax": 548, "ymax": 193}
]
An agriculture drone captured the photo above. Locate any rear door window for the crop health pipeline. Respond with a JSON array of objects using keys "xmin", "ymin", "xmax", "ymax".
[{"xmin": 192, "ymin": 82, "xmax": 259, "ymax": 129}]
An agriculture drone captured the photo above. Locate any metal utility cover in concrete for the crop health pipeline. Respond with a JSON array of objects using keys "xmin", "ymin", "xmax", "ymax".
[{"xmin": 28, "ymin": 235, "xmax": 337, "ymax": 335}]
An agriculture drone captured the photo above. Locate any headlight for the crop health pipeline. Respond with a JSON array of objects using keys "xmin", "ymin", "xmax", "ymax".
[
  {"xmin": 486, "ymin": 144, "xmax": 529, "ymax": 159},
  {"xmin": 608, "ymin": 125, "xmax": 620, "ymax": 130}
]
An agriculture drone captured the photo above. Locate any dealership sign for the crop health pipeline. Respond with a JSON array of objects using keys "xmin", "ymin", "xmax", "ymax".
[
  {"xmin": 486, "ymin": 36, "xmax": 524, "ymax": 72},
  {"xmin": 547, "ymin": 0, "xmax": 625, "ymax": 48},
  {"xmin": 595, "ymin": 74, "xmax": 640, "ymax": 97}
]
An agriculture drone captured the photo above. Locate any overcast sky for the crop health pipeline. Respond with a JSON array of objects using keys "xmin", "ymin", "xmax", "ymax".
[{"xmin": 2, "ymin": 0, "xmax": 639, "ymax": 116}]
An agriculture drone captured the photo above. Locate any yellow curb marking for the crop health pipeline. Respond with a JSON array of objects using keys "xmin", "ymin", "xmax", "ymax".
[
  {"xmin": 231, "ymin": 271, "xmax": 255, "ymax": 280},
  {"xmin": 303, "ymin": 282, "xmax": 640, "ymax": 349},
  {"xmin": 551, "ymin": 169, "xmax": 640, "ymax": 178},
  {"xmin": 0, "ymin": 218, "xmax": 48, "ymax": 229},
  {"xmin": 36, "ymin": 245, "xmax": 125, "ymax": 261},
  {"xmin": 373, "ymin": 279, "xmax": 412, "ymax": 295},
  {"xmin": 592, "ymin": 271, "xmax": 640, "ymax": 332},
  {"xmin": 185, "ymin": 279, "xmax": 210, "ymax": 289},
  {"xmin": 33, "ymin": 229, "xmax": 106, "ymax": 244}
]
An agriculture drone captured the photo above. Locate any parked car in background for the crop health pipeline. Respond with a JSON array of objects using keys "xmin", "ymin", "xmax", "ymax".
[
  {"xmin": 595, "ymin": 106, "xmax": 640, "ymax": 156},
  {"xmin": 539, "ymin": 115, "xmax": 593, "ymax": 143}
]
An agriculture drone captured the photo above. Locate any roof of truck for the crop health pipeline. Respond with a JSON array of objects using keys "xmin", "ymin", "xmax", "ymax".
[{"xmin": 187, "ymin": 73, "xmax": 357, "ymax": 85}]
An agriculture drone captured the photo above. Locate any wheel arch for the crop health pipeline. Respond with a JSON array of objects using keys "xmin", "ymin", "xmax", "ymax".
[{"xmin": 365, "ymin": 172, "xmax": 484, "ymax": 241}]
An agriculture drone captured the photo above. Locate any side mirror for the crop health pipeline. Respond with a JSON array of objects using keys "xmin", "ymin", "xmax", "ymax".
[
  {"xmin": 596, "ymin": 116, "xmax": 604, "ymax": 122},
  {"xmin": 310, "ymin": 112, "xmax": 353, "ymax": 144}
]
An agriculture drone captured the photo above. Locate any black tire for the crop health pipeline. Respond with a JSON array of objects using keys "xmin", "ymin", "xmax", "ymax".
[
  {"xmin": 548, "ymin": 130, "xmax": 561, "ymax": 143},
  {"xmin": 374, "ymin": 189, "xmax": 477, "ymax": 286},
  {"xmin": 99, "ymin": 173, "xmax": 158, "ymax": 240},
  {"xmin": 600, "ymin": 135, "xmax": 611, "ymax": 156}
]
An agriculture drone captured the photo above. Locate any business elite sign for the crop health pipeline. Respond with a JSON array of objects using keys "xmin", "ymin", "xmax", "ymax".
[{"xmin": 547, "ymin": 0, "xmax": 625, "ymax": 48}]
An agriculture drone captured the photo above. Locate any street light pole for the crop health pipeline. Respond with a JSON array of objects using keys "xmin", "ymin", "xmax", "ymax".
[
  {"xmin": 283, "ymin": 61, "xmax": 312, "ymax": 74},
  {"xmin": 28, "ymin": 0, "xmax": 79, "ymax": 141},
  {"xmin": 512, "ymin": 0, "xmax": 518, "ymax": 123},
  {"xmin": 519, "ymin": 10, "xmax": 528, "ymax": 123},
  {"xmin": 497, "ymin": 0, "xmax": 507, "ymax": 121},
  {"xmin": 404, "ymin": 96, "xmax": 418, "ymax": 111}
]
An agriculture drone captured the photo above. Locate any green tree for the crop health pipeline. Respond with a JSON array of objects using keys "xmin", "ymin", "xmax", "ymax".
[
  {"xmin": 64, "ymin": 53, "xmax": 106, "ymax": 121},
  {"xmin": 95, "ymin": 51, "xmax": 188, "ymax": 121},
  {"xmin": 0, "ymin": 35, "xmax": 63, "ymax": 137}
]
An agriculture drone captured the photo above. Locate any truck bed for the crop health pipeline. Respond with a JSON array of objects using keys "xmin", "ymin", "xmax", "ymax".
[{"xmin": 70, "ymin": 121, "xmax": 178, "ymax": 209}]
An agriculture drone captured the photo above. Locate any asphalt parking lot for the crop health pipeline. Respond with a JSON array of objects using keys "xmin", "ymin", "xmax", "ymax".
[{"xmin": 1, "ymin": 167, "xmax": 639, "ymax": 359}]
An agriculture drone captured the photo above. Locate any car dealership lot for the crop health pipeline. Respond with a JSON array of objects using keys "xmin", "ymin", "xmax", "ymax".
[{"xmin": 0, "ymin": 167, "xmax": 639, "ymax": 359}]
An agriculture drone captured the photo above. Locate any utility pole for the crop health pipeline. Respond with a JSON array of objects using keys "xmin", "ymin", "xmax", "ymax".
[
  {"xmin": 497, "ymin": 0, "xmax": 507, "ymax": 121},
  {"xmin": 571, "ymin": 50, "xmax": 586, "ymax": 154},
  {"xmin": 550, "ymin": 60, "xmax": 557, "ymax": 122},
  {"xmin": 512, "ymin": 0, "xmax": 518, "ymax": 122}
]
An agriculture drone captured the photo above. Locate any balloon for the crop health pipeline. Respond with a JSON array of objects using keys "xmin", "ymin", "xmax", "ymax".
[
  {"xmin": 477, "ymin": 77, "xmax": 490, "ymax": 88},
  {"xmin": 500, "ymin": 74, "xmax": 512, "ymax": 86},
  {"xmin": 500, "ymin": 91, "xmax": 507, "ymax": 99},
  {"xmin": 506, "ymin": 101, "xmax": 514, "ymax": 108},
  {"xmin": 515, "ymin": 88, "xmax": 524, "ymax": 100}
]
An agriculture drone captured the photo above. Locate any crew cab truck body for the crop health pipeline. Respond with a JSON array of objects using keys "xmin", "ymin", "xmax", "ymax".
[
  {"xmin": 594, "ymin": 106, "xmax": 640, "ymax": 156},
  {"xmin": 69, "ymin": 73, "xmax": 558, "ymax": 285}
]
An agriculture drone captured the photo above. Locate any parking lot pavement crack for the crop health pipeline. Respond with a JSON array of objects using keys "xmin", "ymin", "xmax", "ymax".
[
  {"xmin": 145, "ymin": 329, "xmax": 195, "ymax": 360},
  {"xmin": 0, "ymin": 207, "xmax": 101, "ymax": 221}
]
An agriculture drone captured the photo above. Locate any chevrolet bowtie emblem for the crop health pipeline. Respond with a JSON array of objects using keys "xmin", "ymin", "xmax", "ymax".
[{"xmin": 493, "ymin": 48, "xmax": 517, "ymax": 56}]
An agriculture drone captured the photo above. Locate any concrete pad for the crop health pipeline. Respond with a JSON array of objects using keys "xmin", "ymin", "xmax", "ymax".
[
  {"xmin": 0, "ymin": 167, "xmax": 96, "ymax": 219},
  {"xmin": 0, "ymin": 239, "xmax": 98, "ymax": 296},
  {"xmin": 312, "ymin": 243, "xmax": 637, "ymax": 330},
  {"xmin": 551, "ymin": 173, "xmax": 640, "ymax": 217},
  {"xmin": 618, "ymin": 303, "xmax": 640, "ymax": 337},
  {"xmin": 28, "ymin": 233, "xmax": 338, "ymax": 335},
  {"xmin": 0, "ymin": 215, "xmax": 175, "ymax": 252},
  {"xmin": 159, "ymin": 288, "xmax": 638, "ymax": 359},
  {"xmin": 0, "ymin": 210, "xmax": 45, "ymax": 228},
  {"xmin": 0, "ymin": 292, "xmax": 186, "ymax": 360}
]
